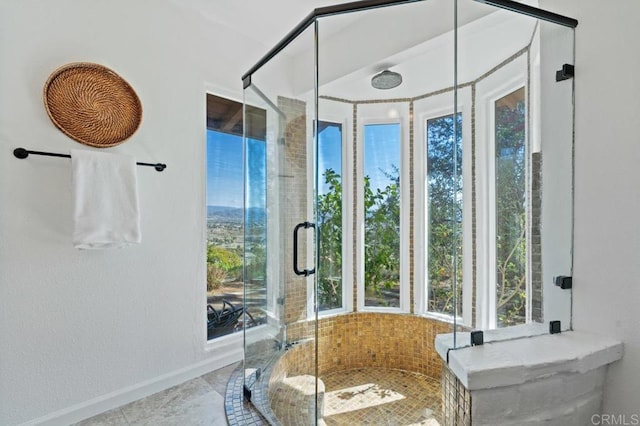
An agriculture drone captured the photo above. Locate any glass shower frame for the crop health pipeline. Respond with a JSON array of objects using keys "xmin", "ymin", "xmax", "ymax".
[
  {"xmin": 241, "ymin": 0, "xmax": 577, "ymax": 423},
  {"xmin": 241, "ymin": 21, "xmax": 321, "ymax": 423}
]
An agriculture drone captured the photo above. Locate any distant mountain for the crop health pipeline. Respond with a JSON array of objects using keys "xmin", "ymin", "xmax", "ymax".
[
  {"xmin": 207, "ymin": 205, "xmax": 242, "ymax": 220},
  {"xmin": 207, "ymin": 205, "xmax": 266, "ymax": 223}
]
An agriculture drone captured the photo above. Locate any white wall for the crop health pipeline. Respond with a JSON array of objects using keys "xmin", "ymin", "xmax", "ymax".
[
  {"xmin": 546, "ymin": 0, "xmax": 640, "ymax": 417},
  {"xmin": 0, "ymin": 1, "xmax": 266, "ymax": 424}
]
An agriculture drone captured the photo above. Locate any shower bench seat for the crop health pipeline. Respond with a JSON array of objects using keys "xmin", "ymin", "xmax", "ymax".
[{"xmin": 435, "ymin": 329, "xmax": 623, "ymax": 425}]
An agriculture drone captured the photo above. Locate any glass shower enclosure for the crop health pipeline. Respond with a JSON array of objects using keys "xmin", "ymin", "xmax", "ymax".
[
  {"xmin": 242, "ymin": 22, "xmax": 320, "ymax": 420},
  {"xmin": 241, "ymin": 0, "xmax": 577, "ymax": 423}
]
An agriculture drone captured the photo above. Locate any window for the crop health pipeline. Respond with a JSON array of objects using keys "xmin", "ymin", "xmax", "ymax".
[
  {"xmin": 317, "ymin": 121, "xmax": 343, "ymax": 311},
  {"xmin": 494, "ymin": 87, "xmax": 527, "ymax": 327},
  {"xmin": 416, "ymin": 80, "xmax": 530, "ymax": 329},
  {"xmin": 317, "ymin": 59, "xmax": 534, "ymax": 330},
  {"xmin": 206, "ymin": 93, "xmax": 266, "ymax": 340},
  {"xmin": 363, "ymin": 123, "xmax": 401, "ymax": 308},
  {"xmin": 426, "ymin": 113, "xmax": 463, "ymax": 317}
]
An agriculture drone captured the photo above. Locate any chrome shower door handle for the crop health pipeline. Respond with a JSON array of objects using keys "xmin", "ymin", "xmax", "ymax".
[{"xmin": 293, "ymin": 221, "xmax": 316, "ymax": 276}]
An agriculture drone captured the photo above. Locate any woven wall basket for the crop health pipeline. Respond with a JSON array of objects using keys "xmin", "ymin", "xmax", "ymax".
[{"xmin": 43, "ymin": 62, "xmax": 142, "ymax": 148}]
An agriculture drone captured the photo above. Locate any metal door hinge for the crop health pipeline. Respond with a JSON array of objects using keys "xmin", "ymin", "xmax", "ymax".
[
  {"xmin": 556, "ymin": 64, "xmax": 574, "ymax": 81},
  {"xmin": 554, "ymin": 276, "xmax": 572, "ymax": 289}
]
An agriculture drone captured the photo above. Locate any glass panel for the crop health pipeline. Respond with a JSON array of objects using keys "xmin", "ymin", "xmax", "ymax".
[
  {"xmin": 206, "ymin": 130, "xmax": 244, "ymax": 339},
  {"xmin": 243, "ymin": 23, "xmax": 318, "ymax": 424},
  {"xmin": 206, "ymin": 94, "xmax": 264, "ymax": 341},
  {"xmin": 537, "ymin": 21, "xmax": 575, "ymax": 333},
  {"xmin": 245, "ymin": 137, "xmax": 267, "ymax": 325},
  {"xmin": 426, "ymin": 113, "xmax": 463, "ymax": 317},
  {"xmin": 455, "ymin": 0, "xmax": 575, "ymax": 345},
  {"xmin": 495, "ymin": 87, "xmax": 527, "ymax": 327},
  {"xmin": 315, "ymin": 3, "xmax": 452, "ymax": 423},
  {"xmin": 317, "ymin": 121, "xmax": 343, "ymax": 311},
  {"xmin": 363, "ymin": 123, "xmax": 400, "ymax": 308},
  {"xmin": 238, "ymin": 0, "xmax": 575, "ymax": 422},
  {"xmin": 317, "ymin": 0, "xmax": 455, "ymax": 324}
]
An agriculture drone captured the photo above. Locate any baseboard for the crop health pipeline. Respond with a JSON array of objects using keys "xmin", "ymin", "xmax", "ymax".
[{"xmin": 20, "ymin": 341, "xmax": 243, "ymax": 426}]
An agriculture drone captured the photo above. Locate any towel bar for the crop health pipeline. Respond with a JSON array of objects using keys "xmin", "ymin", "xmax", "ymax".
[{"xmin": 13, "ymin": 147, "xmax": 166, "ymax": 171}]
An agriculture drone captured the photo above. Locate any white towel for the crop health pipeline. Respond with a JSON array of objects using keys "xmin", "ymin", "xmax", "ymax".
[{"xmin": 71, "ymin": 149, "xmax": 141, "ymax": 249}]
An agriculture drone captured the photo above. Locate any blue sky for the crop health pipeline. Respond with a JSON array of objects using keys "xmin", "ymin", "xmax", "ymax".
[
  {"xmin": 364, "ymin": 123, "xmax": 400, "ymax": 191},
  {"xmin": 207, "ymin": 130, "xmax": 242, "ymax": 208},
  {"xmin": 318, "ymin": 122, "xmax": 400, "ymax": 194},
  {"xmin": 317, "ymin": 123, "xmax": 342, "ymax": 194},
  {"xmin": 207, "ymin": 122, "xmax": 399, "ymax": 209},
  {"xmin": 206, "ymin": 130, "xmax": 265, "ymax": 208}
]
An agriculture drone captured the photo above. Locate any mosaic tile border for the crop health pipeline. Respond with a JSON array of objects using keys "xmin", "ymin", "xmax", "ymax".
[
  {"xmin": 287, "ymin": 313, "xmax": 456, "ymax": 378},
  {"xmin": 442, "ymin": 362, "xmax": 472, "ymax": 426},
  {"xmin": 225, "ymin": 362, "xmax": 268, "ymax": 426}
]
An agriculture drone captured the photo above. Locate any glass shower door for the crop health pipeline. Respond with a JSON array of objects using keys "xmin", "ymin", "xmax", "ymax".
[{"xmin": 242, "ymin": 22, "xmax": 319, "ymax": 424}]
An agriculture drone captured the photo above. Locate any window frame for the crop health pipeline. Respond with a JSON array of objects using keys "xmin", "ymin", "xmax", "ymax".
[
  {"xmin": 474, "ymin": 54, "xmax": 529, "ymax": 330},
  {"xmin": 356, "ymin": 103, "xmax": 410, "ymax": 313},
  {"xmin": 414, "ymin": 89, "xmax": 473, "ymax": 325},
  {"xmin": 311, "ymin": 112, "xmax": 354, "ymax": 319},
  {"xmin": 205, "ymin": 90, "xmax": 253, "ymax": 346}
]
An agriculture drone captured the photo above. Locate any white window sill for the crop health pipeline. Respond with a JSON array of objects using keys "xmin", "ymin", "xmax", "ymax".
[
  {"xmin": 317, "ymin": 308, "xmax": 350, "ymax": 319},
  {"xmin": 419, "ymin": 311, "xmax": 464, "ymax": 326}
]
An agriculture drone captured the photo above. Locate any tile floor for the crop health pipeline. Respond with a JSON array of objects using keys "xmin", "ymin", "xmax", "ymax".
[
  {"xmin": 269, "ymin": 368, "xmax": 442, "ymax": 426},
  {"xmin": 75, "ymin": 362, "xmax": 240, "ymax": 426},
  {"xmin": 77, "ymin": 363, "xmax": 442, "ymax": 426}
]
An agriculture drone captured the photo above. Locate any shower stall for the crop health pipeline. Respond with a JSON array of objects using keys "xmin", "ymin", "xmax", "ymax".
[{"xmin": 240, "ymin": 0, "xmax": 576, "ymax": 424}]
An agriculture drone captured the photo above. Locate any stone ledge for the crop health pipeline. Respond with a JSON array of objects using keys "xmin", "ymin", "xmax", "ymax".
[{"xmin": 436, "ymin": 330, "xmax": 623, "ymax": 390}]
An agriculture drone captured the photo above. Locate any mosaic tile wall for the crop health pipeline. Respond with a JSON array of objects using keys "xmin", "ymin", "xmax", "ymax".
[
  {"xmin": 278, "ymin": 313, "xmax": 452, "ymax": 380},
  {"xmin": 269, "ymin": 340, "xmax": 314, "ymax": 384},
  {"xmin": 318, "ymin": 313, "xmax": 452, "ymax": 378},
  {"xmin": 531, "ymin": 151, "xmax": 543, "ymax": 322},
  {"xmin": 267, "ymin": 342, "xmax": 318, "ymax": 424},
  {"xmin": 263, "ymin": 314, "xmax": 453, "ymax": 424},
  {"xmin": 442, "ymin": 363, "xmax": 472, "ymax": 426},
  {"xmin": 277, "ymin": 96, "xmax": 310, "ymax": 330}
]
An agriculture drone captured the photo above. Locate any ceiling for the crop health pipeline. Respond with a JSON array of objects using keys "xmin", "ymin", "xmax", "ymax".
[
  {"xmin": 170, "ymin": 0, "xmax": 542, "ymax": 101},
  {"xmin": 206, "ymin": 93, "xmax": 266, "ymax": 139},
  {"xmin": 168, "ymin": 0, "xmax": 539, "ymax": 54},
  {"xmin": 169, "ymin": 0, "xmax": 348, "ymax": 51}
]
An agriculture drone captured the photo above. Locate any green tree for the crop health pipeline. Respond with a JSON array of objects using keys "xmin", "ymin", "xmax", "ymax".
[
  {"xmin": 315, "ymin": 102, "xmax": 527, "ymax": 325},
  {"xmin": 207, "ymin": 245, "xmax": 242, "ymax": 292},
  {"xmin": 317, "ymin": 169, "xmax": 343, "ymax": 309},
  {"xmin": 364, "ymin": 169, "xmax": 400, "ymax": 302},
  {"xmin": 317, "ymin": 167, "xmax": 401, "ymax": 308},
  {"xmin": 427, "ymin": 114, "xmax": 463, "ymax": 316},
  {"xmin": 495, "ymin": 96, "xmax": 527, "ymax": 326}
]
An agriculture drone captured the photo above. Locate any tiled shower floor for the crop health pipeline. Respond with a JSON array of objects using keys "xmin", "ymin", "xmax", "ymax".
[{"xmin": 269, "ymin": 368, "xmax": 442, "ymax": 426}]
